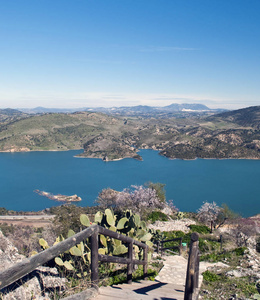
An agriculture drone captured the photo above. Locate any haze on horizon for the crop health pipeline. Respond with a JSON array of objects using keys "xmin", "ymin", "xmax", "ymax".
[{"xmin": 0, "ymin": 0, "xmax": 259, "ymax": 110}]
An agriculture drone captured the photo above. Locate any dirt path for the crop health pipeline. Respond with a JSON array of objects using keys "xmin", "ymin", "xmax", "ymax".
[{"xmin": 0, "ymin": 215, "xmax": 55, "ymax": 227}]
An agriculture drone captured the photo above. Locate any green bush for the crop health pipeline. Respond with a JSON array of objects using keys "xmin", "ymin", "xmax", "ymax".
[
  {"xmin": 233, "ymin": 247, "xmax": 247, "ymax": 256},
  {"xmin": 0, "ymin": 224, "xmax": 15, "ymax": 235},
  {"xmin": 203, "ymin": 270, "xmax": 220, "ymax": 282},
  {"xmin": 147, "ymin": 211, "xmax": 168, "ymax": 223},
  {"xmin": 189, "ymin": 224, "xmax": 211, "ymax": 234}
]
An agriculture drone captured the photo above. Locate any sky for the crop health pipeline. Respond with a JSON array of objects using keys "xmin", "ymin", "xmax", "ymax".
[{"xmin": 0, "ymin": 0, "xmax": 260, "ymax": 110}]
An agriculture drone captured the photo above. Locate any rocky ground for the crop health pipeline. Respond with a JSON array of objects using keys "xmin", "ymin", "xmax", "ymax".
[
  {"xmin": 199, "ymin": 247, "xmax": 260, "ymax": 300},
  {"xmin": 148, "ymin": 218, "xmax": 196, "ymax": 233},
  {"xmin": 0, "ymin": 215, "xmax": 55, "ymax": 227},
  {"xmin": 0, "ymin": 230, "xmax": 67, "ymax": 300}
]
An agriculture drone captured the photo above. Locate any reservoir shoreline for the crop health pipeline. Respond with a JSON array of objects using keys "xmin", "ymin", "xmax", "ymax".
[{"xmin": 0, "ymin": 149, "xmax": 259, "ymax": 217}]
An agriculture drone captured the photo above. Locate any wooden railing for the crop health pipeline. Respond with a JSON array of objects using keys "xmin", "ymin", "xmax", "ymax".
[
  {"xmin": 155, "ymin": 237, "xmax": 183, "ymax": 255},
  {"xmin": 184, "ymin": 232, "xmax": 200, "ymax": 300},
  {"xmin": 0, "ymin": 224, "xmax": 201, "ymax": 300},
  {"xmin": 0, "ymin": 224, "xmax": 148, "ymax": 290}
]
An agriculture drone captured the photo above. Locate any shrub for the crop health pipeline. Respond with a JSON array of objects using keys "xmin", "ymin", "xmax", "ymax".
[
  {"xmin": 189, "ymin": 224, "xmax": 211, "ymax": 234},
  {"xmin": 147, "ymin": 211, "xmax": 168, "ymax": 223},
  {"xmin": 233, "ymin": 247, "xmax": 247, "ymax": 256},
  {"xmin": 203, "ymin": 270, "xmax": 220, "ymax": 282}
]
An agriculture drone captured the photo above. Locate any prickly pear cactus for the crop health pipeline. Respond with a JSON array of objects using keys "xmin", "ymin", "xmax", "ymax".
[
  {"xmin": 80, "ymin": 208, "xmax": 156, "ymax": 259},
  {"xmin": 37, "ymin": 208, "xmax": 158, "ymax": 279},
  {"xmin": 39, "ymin": 229, "xmax": 91, "ymax": 278},
  {"xmin": 176, "ymin": 211, "xmax": 184, "ymax": 220}
]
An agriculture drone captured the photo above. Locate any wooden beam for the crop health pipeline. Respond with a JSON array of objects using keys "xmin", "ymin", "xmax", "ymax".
[
  {"xmin": 97, "ymin": 226, "xmax": 146, "ymax": 248},
  {"xmin": 0, "ymin": 225, "xmax": 99, "ymax": 290},
  {"xmin": 184, "ymin": 232, "xmax": 199, "ymax": 300},
  {"xmin": 98, "ymin": 254, "xmax": 130, "ymax": 264},
  {"xmin": 127, "ymin": 241, "xmax": 133, "ymax": 284},
  {"xmin": 90, "ymin": 230, "xmax": 99, "ymax": 287}
]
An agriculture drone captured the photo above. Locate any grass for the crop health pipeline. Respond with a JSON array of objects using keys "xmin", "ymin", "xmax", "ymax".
[
  {"xmin": 200, "ymin": 247, "xmax": 247, "ymax": 264},
  {"xmin": 201, "ymin": 273, "xmax": 258, "ymax": 299}
]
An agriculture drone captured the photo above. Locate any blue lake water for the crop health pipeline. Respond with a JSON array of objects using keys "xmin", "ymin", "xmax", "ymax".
[{"xmin": 0, "ymin": 149, "xmax": 259, "ymax": 217}]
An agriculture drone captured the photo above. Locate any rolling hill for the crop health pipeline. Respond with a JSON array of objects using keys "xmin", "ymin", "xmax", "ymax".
[
  {"xmin": 0, "ymin": 106, "xmax": 259, "ymax": 160},
  {"xmin": 207, "ymin": 106, "xmax": 260, "ymax": 129}
]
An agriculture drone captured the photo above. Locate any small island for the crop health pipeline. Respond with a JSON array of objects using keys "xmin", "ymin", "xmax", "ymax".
[{"xmin": 34, "ymin": 190, "xmax": 82, "ymax": 203}]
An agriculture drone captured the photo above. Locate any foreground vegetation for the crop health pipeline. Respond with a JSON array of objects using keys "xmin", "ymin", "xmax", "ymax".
[{"xmin": 0, "ymin": 183, "xmax": 259, "ymax": 299}]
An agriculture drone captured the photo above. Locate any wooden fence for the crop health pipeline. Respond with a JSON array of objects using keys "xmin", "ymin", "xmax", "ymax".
[
  {"xmin": 0, "ymin": 224, "xmax": 200, "ymax": 300},
  {"xmin": 0, "ymin": 224, "xmax": 148, "ymax": 290},
  {"xmin": 155, "ymin": 237, "xmax": 183, "ymax": 255}
]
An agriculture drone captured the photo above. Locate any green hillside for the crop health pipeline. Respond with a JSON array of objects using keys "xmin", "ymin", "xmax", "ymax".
[
  {"xmin": 207, "ymin": 106, "xmax": 260, "ymax": 129},
  {"xmin": 0, "ymin": 107, "xmax": 260, "ymax": 160},
  {"xmin": 0, "ymin": 112, "xmax": 122, "ymax": 152}
]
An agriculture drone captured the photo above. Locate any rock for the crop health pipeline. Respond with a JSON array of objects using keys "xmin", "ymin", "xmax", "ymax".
[
  {"xmin": 0, "ymin": 231, "xmax": 24, "ymax": 270},
  {"xmin": 226, "ymin": 270, "xmax": 243, "ymax": 278},
  {"xmin": 161, "ymin": 205, "xmax": 173, "ymax": 215},
  {"xmin": 0, "ymin": 230, "xmax": 67, "ymax": 300},
  {"xmin": 148, "ymin": 218, "xmax": 196, "ymax": 233}
]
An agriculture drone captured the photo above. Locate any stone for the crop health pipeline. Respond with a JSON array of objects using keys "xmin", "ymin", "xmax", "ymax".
[
  {"xmin": 0, "ymin": 230, "xmax": 67, "ymax": 300},
  {"xmin": 148, "ymin": 218, "xmax": 196, "ymax": 233},
  {"xmin": 226, "ymin": 270, "xmax": 243, "ymax": 278}
]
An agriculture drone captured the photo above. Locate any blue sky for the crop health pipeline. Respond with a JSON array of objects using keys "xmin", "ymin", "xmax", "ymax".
[{"xmin": 0, "ymin": 0, "xmax": 260, "ymax": 109}]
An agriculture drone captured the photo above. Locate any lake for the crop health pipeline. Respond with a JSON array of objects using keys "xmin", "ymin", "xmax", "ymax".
[{"xmin": 0, "ymin": 149, "xmax": 259, "ymax": 217}]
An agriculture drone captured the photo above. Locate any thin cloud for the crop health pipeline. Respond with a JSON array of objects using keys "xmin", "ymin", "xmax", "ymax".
[
  {"xmin": 139, "ymin": 46, "xmax": 199, "ymax": 52},
  {"xmin": 76, "ymin": 58, "xmax": 123, "ymax": 64}
]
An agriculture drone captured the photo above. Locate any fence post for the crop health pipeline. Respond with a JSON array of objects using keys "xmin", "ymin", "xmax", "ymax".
[
  {"xmin": 90, "ymin": 230, "xmax": 99, "ymax": 287},
  {"xmin": 143, "ymin": 245, "xmax": 148, "ymax": 280},
  {"xmin": 194, "ymin": 247, "xmax": 200, "ymax": 290},
  {"xmin": 127, "ymin": 241, "xmax": 133, "ymax": 284},
  {"xmin": 220, "ymin": 235, "xmax": 223, "ymax": 250},
  {"xmin": 179, "ymin": 237, "xmax": 183, "ymax": 255},
  {"xmin": 184, "ymin": 232, "xmax": 199, "ymax": 300},
  {"xmin": 157, "ymin": 241, "xmax": 160, "ymax": 254}
]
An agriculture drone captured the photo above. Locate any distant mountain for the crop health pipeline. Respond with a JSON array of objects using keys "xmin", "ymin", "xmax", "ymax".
[
  {"xmin": 18, "ymin": 103, "xmax": 225, "ymax": 116},
  {"xmin": 85, "ymin": 103, "xmax": 226, "ymax": 117},
  {"xmin": 0, "ymin": 108, "xmax": 28, "ymax": 123},
  {"xmin": 163, "ymin": 103, "xmax": 210, "ymax": 111},
  {"xmin": 0, "ymin": 108, "xmax": 24, "ymax": 116},
  {"xmin": 207, "ymin": 106, "xmax": 260, "ymax": 128},
  {"xmin": 19, "ymin": 107, "xmax": 86, "ymax": 114}
]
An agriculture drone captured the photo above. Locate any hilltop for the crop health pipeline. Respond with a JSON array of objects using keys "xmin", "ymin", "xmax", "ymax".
[
  {"xmin": 207, "ymin": 105, "xmax": 260, "ymax": 129},
  {"xmin": 0, "ymin": 105, "xmax": 259, "ymax": 160},
  {"xmin": 0, "ymin": 108, "xmax": 28, "ymax": 124}
]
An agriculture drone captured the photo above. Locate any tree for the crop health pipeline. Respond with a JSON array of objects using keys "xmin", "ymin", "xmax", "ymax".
[
  {"xmin": 96, "ymin": 188, "xmax": 119, "ymax": 209},
  {"xmin": 231, "ymin": 217, "xmax": 260, "ymax": 247},
  {"xmin": 96, "ymin": 185, "xmax": 163, "ymax": 215},
  {"xmin": 146, "ymin": 182, "xmax": 166, "ymax": 203},
  {"xmin": 216, "ymin": 203, "xmax": 240, "ymax": 228},
  {"xmin": 197, "ymin": 201, "xmax": 220, "ymax": 232}
]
